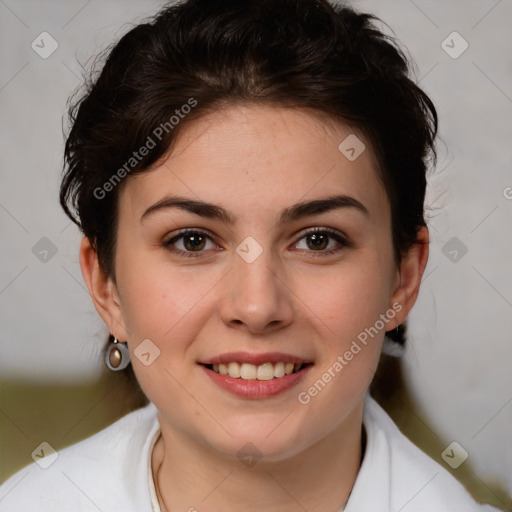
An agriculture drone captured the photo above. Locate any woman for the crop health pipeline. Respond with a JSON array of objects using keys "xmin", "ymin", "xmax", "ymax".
[{"xmin": 0, "ymin": 0, "xmax": 502, "ymax": 510}]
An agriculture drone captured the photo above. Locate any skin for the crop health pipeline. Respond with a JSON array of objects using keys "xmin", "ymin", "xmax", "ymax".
[{"xmin": 80, "ymin": 105, "xmax": 429, "ymax": 511}]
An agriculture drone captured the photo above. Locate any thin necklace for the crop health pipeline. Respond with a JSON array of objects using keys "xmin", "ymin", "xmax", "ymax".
[
  {"xmin": 153, "ymin": 426, "xmax": 366, "ymax": 512},
  {"xmin": 154, "ymin": 435, "xmax": 170, "ymax": 512}
]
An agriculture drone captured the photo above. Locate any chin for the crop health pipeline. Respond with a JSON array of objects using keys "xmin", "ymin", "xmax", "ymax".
[{"xmin": 202, "ymin": 418, "xmax": 308, "ymax": 464}]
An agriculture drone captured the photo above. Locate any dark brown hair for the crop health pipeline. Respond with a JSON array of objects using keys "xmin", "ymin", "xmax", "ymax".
[{"xmin": 60, "ymin": 0, "xmax": 437, "ymax": 379}]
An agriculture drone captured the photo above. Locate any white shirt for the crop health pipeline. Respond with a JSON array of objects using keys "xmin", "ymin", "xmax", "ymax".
[{"xmin": 0, "ymin": 393, "xmax": 501, "ymax": 512}]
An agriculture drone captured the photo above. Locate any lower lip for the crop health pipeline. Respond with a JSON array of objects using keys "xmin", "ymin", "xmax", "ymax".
[{"xmin": 200, "ymin": 364, "xmax": 313, "ymax": 399}]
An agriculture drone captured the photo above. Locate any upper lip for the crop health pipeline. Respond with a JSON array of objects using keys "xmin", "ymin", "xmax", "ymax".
[{"xmin": 199, "ymin": 351, "xmax": 313, "ymax": 366}]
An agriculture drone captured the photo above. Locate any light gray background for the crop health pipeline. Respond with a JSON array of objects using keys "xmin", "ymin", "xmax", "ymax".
[{"xmin": 1, "ymin": 0, "xmax": 511, "ymax": 496}]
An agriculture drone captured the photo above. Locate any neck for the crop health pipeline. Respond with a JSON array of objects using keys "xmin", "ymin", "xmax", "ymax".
[{"xmin": 152, "ymin": 401, "xmax": 365, "ymax": 512}]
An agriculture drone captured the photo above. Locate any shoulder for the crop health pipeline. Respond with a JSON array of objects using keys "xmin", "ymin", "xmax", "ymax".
[
  {"xmin": 0, "ymin": 402, "xmax": 160, "ymax": 512},
  {"xmin": 352, "ymin": 394, "xmax": 501, "ymax": 512}
]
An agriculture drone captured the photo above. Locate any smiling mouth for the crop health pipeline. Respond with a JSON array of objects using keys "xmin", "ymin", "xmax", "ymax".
[{"xmin": 202, "ymin": 362, "xmax": 314, "ymax": 381}]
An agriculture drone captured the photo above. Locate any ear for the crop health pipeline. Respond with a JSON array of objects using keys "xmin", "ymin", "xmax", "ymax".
[
  {"xmin": 79, "ymin": 236, "xmax": 129, "ymax": 341},
  {"xmin": 388, "ymin": 226, "xmax": 429, "ymax": 328}
]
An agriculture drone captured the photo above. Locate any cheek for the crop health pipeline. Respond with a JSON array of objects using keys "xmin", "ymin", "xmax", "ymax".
[
  {"xmin": 297, "ymin": 257, "xmax": 393, "ymax": 342},
  {"xmin": 293, "ymin": 263, "xmax": 388, "ymax": 432},
  {"xmin": 117, "ymin": 268, "xmax": 197, "ymax": 339},
  {"xmin": 291, "ymin": 251, "xmax": 393, "ymax": 402},
  {"xmin": 114, "ymin": 251, "xmax": 227, "ymax": 352}
]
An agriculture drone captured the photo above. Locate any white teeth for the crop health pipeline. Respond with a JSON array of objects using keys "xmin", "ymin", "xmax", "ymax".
[
  {"xmin": 227, "ymin": 362, "xmax": 241, "ymax": 378},
  {"xmin": 274, "ymin": 361, "xmax": 285, "ymax": 378},
  {"xmin": 210, "ymin": 361, "xmax": 306, "ymax": 380},
  {"xmin": 240, "ymin": 363, "xmax": 257, "ymax": 379},
  {"xmin": 256, "ymin": 363, "xmax": 275, "ymax": 381}
]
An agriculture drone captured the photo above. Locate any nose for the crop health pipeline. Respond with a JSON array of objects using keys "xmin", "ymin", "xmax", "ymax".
[{"xmin": 219, "ymin": 245, "xmax": 294, "ymax": 335}]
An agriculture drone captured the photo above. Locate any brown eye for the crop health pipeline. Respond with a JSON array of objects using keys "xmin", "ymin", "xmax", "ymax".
[
  {"xmin": 182, "ymin": 233, "xmax": 206, "ymax": 251},
  {"xmin": 305, "ymin": 232, "xmax": 329, "ymax": 251},
  {"xmin": 164, "ymin": 229, "xmax": 218, "ymax": 258},
  {"xmin": 294, "ymin": 228, "xmax": 352, "ymax": 256}
]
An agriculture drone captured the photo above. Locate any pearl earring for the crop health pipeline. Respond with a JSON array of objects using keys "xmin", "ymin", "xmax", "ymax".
[{"xmin": 105, "ymin": 337, "xmax": 131, "ymax": 371}]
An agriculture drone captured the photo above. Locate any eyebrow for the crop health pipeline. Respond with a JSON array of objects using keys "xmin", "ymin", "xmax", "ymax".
[{"xmin": 140, "ymin": 194, "xmax": 369, "ymax": 225}]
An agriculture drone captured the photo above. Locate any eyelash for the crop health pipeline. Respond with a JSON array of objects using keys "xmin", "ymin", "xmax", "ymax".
[{"xmin": 163, "ymin": 227, "xmax": 352, "ymax": 259}]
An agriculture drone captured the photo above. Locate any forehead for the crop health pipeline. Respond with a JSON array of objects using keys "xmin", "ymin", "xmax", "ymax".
[{"xmin": 119, "ymin": 104, "xmax": 389, "ymax": 226}]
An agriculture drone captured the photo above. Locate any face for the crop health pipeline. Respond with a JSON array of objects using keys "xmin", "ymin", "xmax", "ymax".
[{"xmin": 84, "ymin": 104, "xmax": 423, "ymax": 463}]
